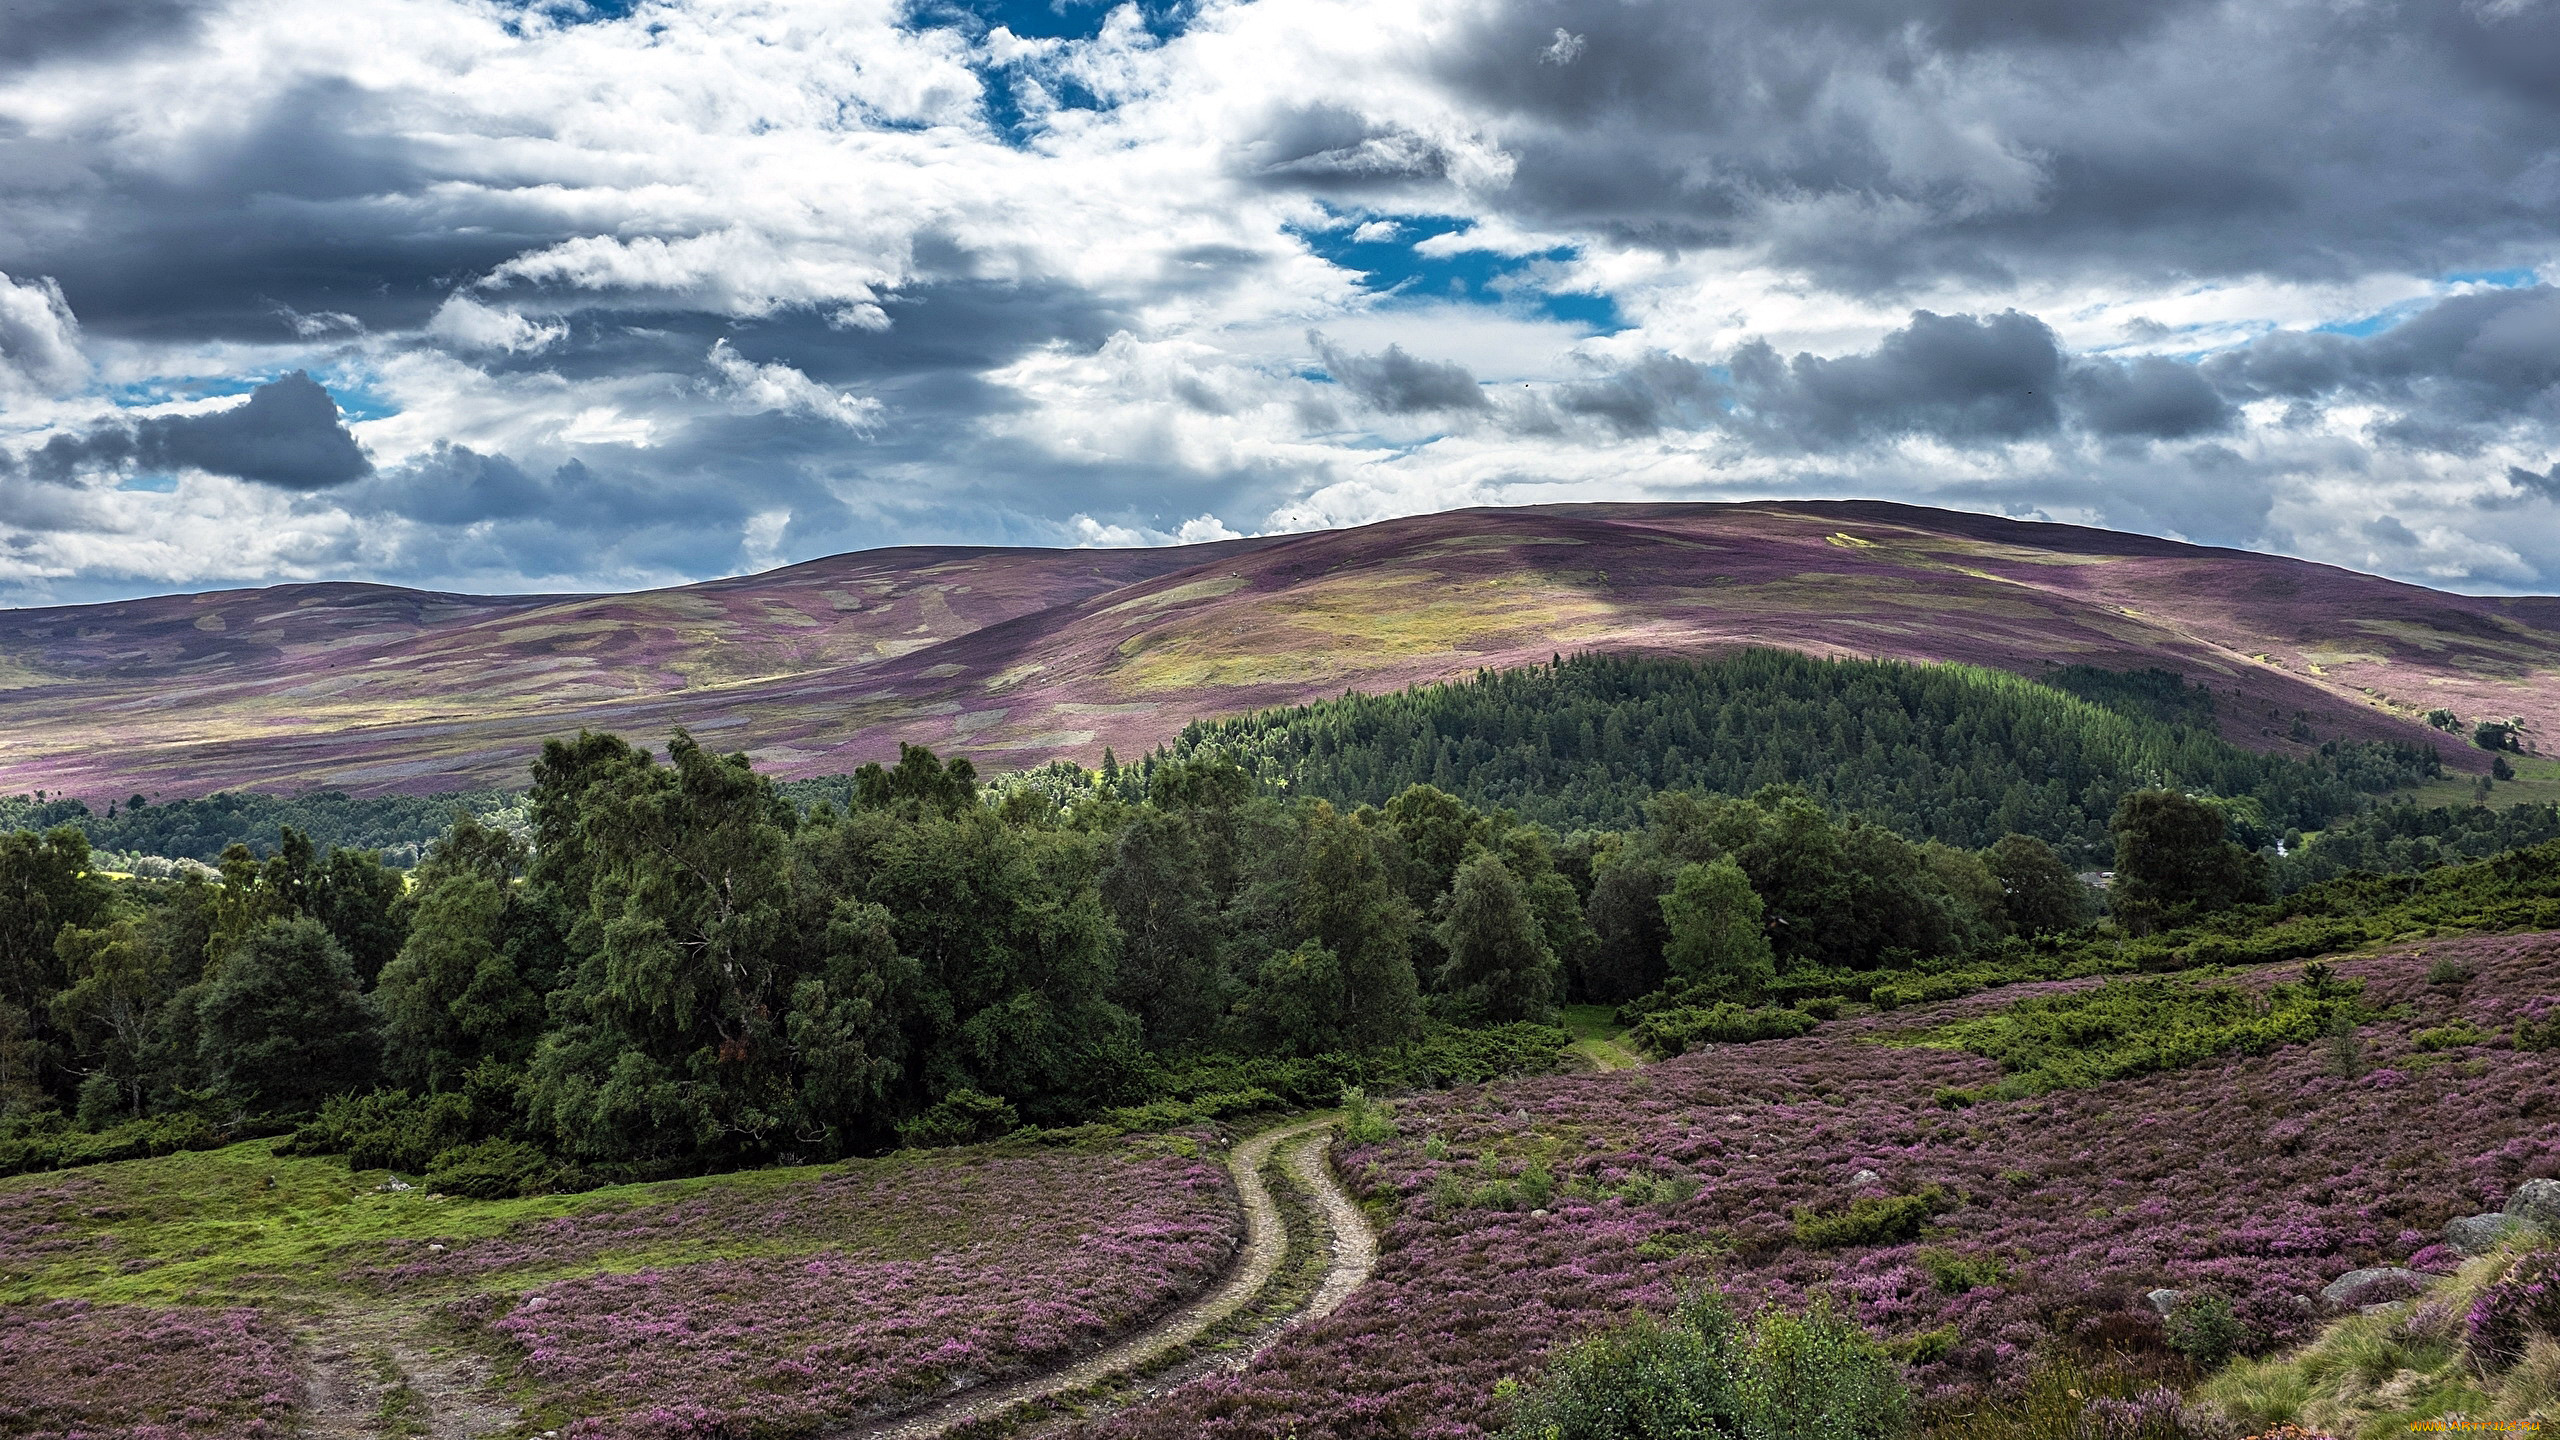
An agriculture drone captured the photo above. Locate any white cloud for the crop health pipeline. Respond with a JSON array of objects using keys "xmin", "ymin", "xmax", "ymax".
[
  {"xmin": 0, "ymin": 273, "xmax": 88, "ymax": 399},
  {"xmin": 706, "ymin": 340, "xmax": 883, "ymax": 431},
  {"xmin": 425, "ymin": 296, "xmax": 567, "ymax": 355}
]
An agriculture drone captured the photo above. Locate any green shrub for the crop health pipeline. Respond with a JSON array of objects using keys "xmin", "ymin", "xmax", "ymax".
[
  {"xmin": 2163, "ymin": 1293, "xmax": 2248, "ymax": 1370},
  {"xmin": 1494, "ymin": 1290, "xmax": 1908, "ymax": 1440},
  {"xmin": 0, "ymin": 1111, "xmax": 234, "ymax": 1178},
  {"xmin": 1914, "ymin": 1247, "xmax": 2008, "ymax": 1294},
  {"xmin": 423, "ymin": 1139, "xmax": 559, "ymax": 1199},
  {"xmin": 2427, "ymin": 958, "xmax": 2473, "ymax": 987},
  {"xmin": 2412, "ymin": 1020, "xmax": 2494, "ymax": 1052},
  {"xmin": 1632, "ymin": 1003, "xmax": 1818, "ymax": 1055},
  {"xmin": 1340, "ymin": 1087, "xmax": 1397, "ymax": 1144},
  {"xmin": 1792, "ymin": 1186, "xmax": 1953, "ymax": 1249},
  {"xmin": 2520, "ymin": 1015, "xmax": 2560, "ymax": 1052},
  {"xmin": 1907, "ymin": 973, "xmax": 2376, "ymax": 1095},
  {"xmin": 279, "ymin": 1089, "xmax": 477, "ymax": 1173},
  {"xmin": 1518, "ymin": 1156, "xmax": 1556, "ymax": 1209},
  {"xmin": 897, "ymin": 1089, "xmax": 1021, "ymax": 1148}
]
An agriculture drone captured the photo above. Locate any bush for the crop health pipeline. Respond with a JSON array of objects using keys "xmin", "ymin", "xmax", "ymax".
[
  {"xmin": 1792, "ymin": 1186, "xmax": 1953, "ymax": 1249},
  {"xmin": 1632, "ymin": 1002, "xmax": 1818, "ymax": 1056},
  {"xmin": 1914, "ymin": 1246, "xmax": 2008, "ymax": 1294},
  {"xmin": 1340, "ymin": 1087, "xmax": 1397, "ymax": 1145},
  {"xmin": 2413, "ymin": 1020, "xmax": 2494, "ymax": 1052},
  {"xmin": 0, "ymin": 1111, "xmax": 233, "ymax": 1178},
  {"xmin": 2163, "ymin": 1293, "xmax": 2247, "ymax": 1370},
  {"xmin": 423, "ymin": 1139, "xmax": 559, "ymax": 1199},
  {"xmin": 1911, "ymin": 974, "xmax": 2375, "ymax": 1096},
  {"xmin": 2428, "ymin": 958, "xmax": 2474, "ymax": 987},
  {"xmin": 279, "ymin": 1089, "xmax": 476, "ymax": 1173},
  {"xmin": 898, "ymin": 1089, "xmax": 1021, "ymax": 1148},
  {"xmin": 1495, "ymin": 1290, "xmax": 1908, "ymax": 1440}
]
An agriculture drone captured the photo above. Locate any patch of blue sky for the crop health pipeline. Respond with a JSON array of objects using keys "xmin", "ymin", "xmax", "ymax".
[
  {"xmin": 924, "ymin": 0, "xmax": 1200, "ymax": 140},
  {"xmin": 2317, "ymin": 301, "xmax": 2430, "ymax": 338},
  {"xmin": 2444, "ymin": 267, "xmax": 2541, "ymax": 289},
  {"xmin": 2315, "ymin": 269, "xmax": 2543, "ymax": 338},
  {"xmin": 1294, "ymin": 210, "xmax": 1625, "ymax": 334},
  {"xmin": 114, "ymin": 474, "xmax": 178, "ymax": 494},
  {"xmin": 912, "ymin": 0, "xmax": 1199, "ymax": 42}
]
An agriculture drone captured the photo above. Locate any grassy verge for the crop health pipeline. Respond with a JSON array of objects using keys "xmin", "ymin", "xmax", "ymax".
[
  {"xmin": 1560, "ymin": 1004, "xmax": 1645, "ymax": 1072},
  {"xmin": 2198, "ymin": 1245, "xmax": 2555, "ymax": 1440}
]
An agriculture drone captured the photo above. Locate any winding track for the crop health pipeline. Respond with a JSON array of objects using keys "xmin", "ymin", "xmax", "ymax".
[{"xmin": 833, "ymin": 1114, "xmax": 1374, "ymax": 1440}]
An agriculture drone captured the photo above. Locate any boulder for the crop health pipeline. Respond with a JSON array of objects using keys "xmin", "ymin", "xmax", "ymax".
[
  {"xmin": 2319, "ymin": 1267, "xmax": 2431, "ymax": 1309},
  {"xmin": 2506, "ymin": 1178, "xmax": 2560, "ymax": 1232},
  {"xmin": 2446, "ymin": 1213, "xmax": 2514, "ymax": 1257},
  {"xmin": 2144, "ymin": 1288, "xmax": 2184, "ymax": 1317},
  {"xmin": 1849, "ymin": 1169, "xmax": 1881, "ymax": 1187}
]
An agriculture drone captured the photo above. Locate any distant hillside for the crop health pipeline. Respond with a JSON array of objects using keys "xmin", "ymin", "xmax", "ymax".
[{"xmin": 0, "ymin": 501, "xmax": 2552, "ymax": 799}]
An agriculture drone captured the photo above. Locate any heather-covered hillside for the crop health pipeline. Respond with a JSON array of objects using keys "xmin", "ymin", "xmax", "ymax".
[
  {"xmin": 2, "ymin": 501, "xmax": 2549, "ymax": 799},
  {"xmin": 1077, "ymin": 934, "xmax": 2560, "ymax": 1439}
]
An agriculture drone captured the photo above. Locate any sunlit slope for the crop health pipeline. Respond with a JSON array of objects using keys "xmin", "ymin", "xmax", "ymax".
[{"xmin": 1, "ymin": 502, "xmax": 2552, "ymax": 797}]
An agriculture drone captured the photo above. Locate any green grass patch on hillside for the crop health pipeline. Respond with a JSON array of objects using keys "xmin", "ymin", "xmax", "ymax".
[
  {"xmin": 2395, "ymin": 752, "xmax": 2560, "ymax": 812},
  {"xmin": 1901, "ymin": 969, "xmax": 2378, "ymax": 1098},
  {"xmin": 0, "ymin": 1132, "xmax": 1155, "ymax": 1310}
]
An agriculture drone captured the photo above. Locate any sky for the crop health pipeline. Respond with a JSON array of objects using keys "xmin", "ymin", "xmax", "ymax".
[{"xmin": 2, "ymin": 0, "xmax": 2559, "ymax": 604}]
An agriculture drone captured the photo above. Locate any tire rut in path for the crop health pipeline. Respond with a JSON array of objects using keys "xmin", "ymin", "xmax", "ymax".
[
  {"xmin": 833, "ymin": 1114, "xmax": 1371, "ymax": 1440},
  {"xmin": 296, "ymin": 1305, "xmax": 522, "ymax": 1440}
]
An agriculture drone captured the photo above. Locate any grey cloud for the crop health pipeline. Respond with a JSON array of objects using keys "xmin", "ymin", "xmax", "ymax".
[
  {"xmin": 1395, "ymin": 0, "xmax": 2560, "ymax": 289},
  {"xmin": 2064, "ymin": 355, "xmax": 2233, "ymax": 439},
  {"xmin": 2364, "ymin": 514, "xmax": 2419, "ymax": 546},
  {"xmin": 2502, "ymin": 465, "xmax": 2560, "ymax": 505},
  {"xmin": 32, "ymin": 372, "xmax": 370, "ymax": 489},
  {"xmin": 1555, "ymin": 353, "xmax": 1719, "ymax": 436},
  {"xmin": 1313, "ymin": 336, "xmax": 1488, "ymax": 413},
  {"xmin": 2203, "ymin": 286, "xmax": 2560, "ymax": 435},
  {"xmin": 1730, "ymin": 310, "xmax": 2063, "ymax": 447},
  {"xmin": 0, "ymin": 0, "xmax": 203, "ymax": 71}
]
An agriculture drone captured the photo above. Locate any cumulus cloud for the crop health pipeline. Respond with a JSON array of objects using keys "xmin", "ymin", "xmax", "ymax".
[
  {"xmin": 0, "ymin": 273, "xmax": 87, "ymax": 397},
  {"xmin": 1, "ymin": 0, "xmax": 2559, "ymax": 601},
  {"xmin": 30, "ymin": 372, "xmax": 370, "ymax": 491},
  {"xmin": 1314, "ymin": 335, "xmax": 1490, "ymax": 413}
]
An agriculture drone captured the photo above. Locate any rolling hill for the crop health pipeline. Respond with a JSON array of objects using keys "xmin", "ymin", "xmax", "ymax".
[{"xmin": 3, "ymin": 501, "xmax": 2555, "ymax": 799}]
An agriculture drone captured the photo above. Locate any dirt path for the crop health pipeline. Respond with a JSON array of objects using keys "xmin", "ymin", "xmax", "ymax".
[
  {"xmin": 832, "ymin": 1114, "xmax": 1369, "ymax": 1440},
  {"xmin": 296, "ymin": 1305, "xmax": 521, "ymax": 1440}
]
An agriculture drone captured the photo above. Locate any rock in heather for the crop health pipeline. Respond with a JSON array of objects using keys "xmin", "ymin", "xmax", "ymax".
[
  {"xmin": 1849, "ymin": 1169, "xmax": 1881, "ymax": 1187},
  {"xmin": 2145, "ymin": 1288, "xmax": 2185, "ymax": 1316},
  {"xmin": 2506, "ymin": 1178, "xmax": 2560, "ymax": 1231},
  {"xmin": 2446, "ymin": 1213, "xmax": 2514, "ymax": 1256},
  {"xmin": 2319, "ymin": 1267, "xmax": 2431, "ymax": 1309}
]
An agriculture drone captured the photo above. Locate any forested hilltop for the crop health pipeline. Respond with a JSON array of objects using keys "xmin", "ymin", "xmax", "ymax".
[{"xmin": 1174, "ymin": 651, "xmax": 2446, "ymax": 855}]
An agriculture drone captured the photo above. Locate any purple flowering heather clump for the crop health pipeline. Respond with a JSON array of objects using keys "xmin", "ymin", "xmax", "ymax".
[
  {"xmin": 467, "ymin": 1143, "xmax": 1242, "ymax": 1437},
  {"xmin": 1072, "ymin": 936, "xmax": 2560, "ymax": 1440},
  {"xmin": 2463, "ymin": 1249, "xmax": 2560, "ymax": 1370},
  {"xmin": 0, "ymin": 1299, "xmax": 301, "ymax": 1438}
]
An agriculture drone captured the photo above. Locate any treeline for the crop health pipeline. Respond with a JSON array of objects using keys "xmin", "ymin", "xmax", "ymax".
[
  {"xmin": 1170, "ymin": 651, "xmax": 2440, "ymax": 857},
  {"xmin": 0, "ymin": 787, "xmax": 515, "ymax": 866},
  {"xmin": 0, "ymin": 722, "xmax": 2183, "ymax": 1191},
  {"xmin": 2273, "ymin": 801, "xmax": 2560, "ymax": 893}
]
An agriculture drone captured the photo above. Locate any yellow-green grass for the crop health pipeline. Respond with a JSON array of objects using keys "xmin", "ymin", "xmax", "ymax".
[
  {"xmin": 2199, "ymin": 1244, "xmax": 2552, "ymax": 1439},
  {"xmin": 2396, "ymin": 752, "xmax": 2560, "ymax": 811},
  {"xmin": 1560, "ymin": 1003, "xmax": 1644, "ymax": 1072},
  {"xmin": 0, "ymin": 1137, "xmax": 1104, "ymax": 1313}
]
